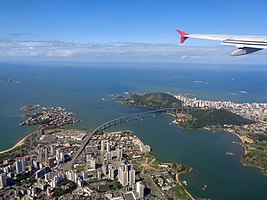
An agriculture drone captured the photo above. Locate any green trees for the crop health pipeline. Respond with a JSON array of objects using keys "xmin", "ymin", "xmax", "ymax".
[{"xmin": 180, "ymin": 109, "xmax": 253, "ymax": 129}]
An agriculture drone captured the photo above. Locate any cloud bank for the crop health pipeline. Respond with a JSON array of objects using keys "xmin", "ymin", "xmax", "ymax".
[{"xmin": 0, "ymin": 39, "xmax": 266, "ymax": 64}]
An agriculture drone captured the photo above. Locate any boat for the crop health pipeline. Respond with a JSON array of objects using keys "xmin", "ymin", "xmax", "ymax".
[
  {"xmin": 226, "ymin": 152, "xmax": 235, "ymax": 156},
  {"xmin": 182, "ymin": 180, "xmax": 188, "ymax": 186}
]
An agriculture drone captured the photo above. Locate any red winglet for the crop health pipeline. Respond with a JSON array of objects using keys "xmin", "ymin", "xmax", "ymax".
[{"xmin": 176, "ymin": 30, "xmax": 189, "ymax": 43}]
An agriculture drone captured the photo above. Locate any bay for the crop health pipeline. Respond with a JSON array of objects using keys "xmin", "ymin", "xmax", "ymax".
[{"xmin": 0, "ymin": 62, "xmax": 267, "ymax": 199}]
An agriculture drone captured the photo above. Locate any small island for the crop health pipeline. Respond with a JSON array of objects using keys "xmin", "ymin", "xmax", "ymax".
[
  {"xmin": 0, "ymin": 105, "xmax": 195, "ymax": 199},
  {"xmin": 20, "ymin": 106, "xmax": 80, "ymax": 128}
]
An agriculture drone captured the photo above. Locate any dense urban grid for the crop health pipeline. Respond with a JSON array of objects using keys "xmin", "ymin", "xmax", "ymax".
[
  {"xmin": 175, "ymin": 94, "xmax": 267, "ymax": 136},
  {"xmin": 0, "ymin": 128, "xmax": 188, "ymax": 199}
]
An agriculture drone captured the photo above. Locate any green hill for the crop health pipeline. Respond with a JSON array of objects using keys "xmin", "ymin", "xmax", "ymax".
[
  {"xmin": 179, "ymin": 109, "xmax": 254, "ymax": 129},
  {"xmin": 122, "ymin": 92, "xmax": 183, "ymax": 109}
]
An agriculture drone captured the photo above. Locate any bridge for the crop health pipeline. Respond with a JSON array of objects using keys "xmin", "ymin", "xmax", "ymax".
[{"xmin": 62, "ymin": 107, "xmax": 193, "ymax": 170}]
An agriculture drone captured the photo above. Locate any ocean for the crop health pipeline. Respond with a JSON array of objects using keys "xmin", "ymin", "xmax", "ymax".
[{"xmin": 1, "ymin": 62, "xmax": 267, "ymax": 199}]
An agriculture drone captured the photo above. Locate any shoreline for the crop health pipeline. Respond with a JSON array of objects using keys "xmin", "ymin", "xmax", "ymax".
[
  {"xmin": 176, "ymin": 171, "xmax": 195, "ymax": 200},
  {"xmin": 0, "ymin": 127, "xmax": 195, "ymax": 199},
  {"xmin": 170, "ymin": 114, "xmax": 267, "ymax": 176},
  {"xmin": 0, "ymin": 132, "xmax": 34, "ymax": 155},
  {"xmin": 224, "ymin": 128, "xmax": 248, "ymax": 155},
  {"xmin": 168, "ymin": 112, "xmax": 248, "ymax": 155}
]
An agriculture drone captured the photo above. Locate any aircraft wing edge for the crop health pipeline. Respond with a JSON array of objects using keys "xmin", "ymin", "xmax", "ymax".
[{"xmin": 176, "ymin": 29, "xmax": 267, "ymax": 56}]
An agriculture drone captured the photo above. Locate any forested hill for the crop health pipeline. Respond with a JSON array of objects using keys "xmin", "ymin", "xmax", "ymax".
[
  {"xmin": 180, "ymin": 109, "xmax": 254, "ymax": 129},
  {"xmin": 121, "ymin": 92, "xmax": 183, "ymax": 109}
]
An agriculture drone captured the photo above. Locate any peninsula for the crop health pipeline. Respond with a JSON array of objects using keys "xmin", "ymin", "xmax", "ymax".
[
  {"xmin": 0, "ymin": 106, "xmax": 194, "ymax": 199},
  {"xmin": 119, "ymin": 92, "xmax": 267, "ymax": 176},
  {"xmin": 0, "ymin": 128, "xmax": 193, "ymax": 199}
]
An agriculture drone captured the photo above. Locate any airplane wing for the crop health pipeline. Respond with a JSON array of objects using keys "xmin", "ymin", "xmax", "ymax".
[{"xmin": 176, "ymin": 30, "xmax": 267, "ymax": 56}]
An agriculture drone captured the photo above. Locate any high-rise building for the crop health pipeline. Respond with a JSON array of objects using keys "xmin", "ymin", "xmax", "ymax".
[
  {"xmin": 101, "ymin": 140, "xmax": 105, "ymax": 152},
  {"xmin": 56, "ymin": 149, "xmax": 64, "ymax": 164},
  {"xmin": 50, "ymin": 145, "xmax": 56, "ymax": 156},
  {"xmin": 106, "ymin": 152, "xmax": 112, "ymax": 160},
  {"xmin": 118, "ymin": 164, "xmax": 135, "ymax": 187},
  {"xmin": 82, "ymin": 172, "xmax": 88, "ymax": 180},
  {"xmin": 97, "ymin": 170, "xmax": 102, "ymax": 180},
  {"xmin": 136, "ymin": 181, "xmax": 145, "ymax": 198},
  {"xmin": 66, "ymin": 170, "xmax": 74, "ymax": 181},
  {"xmin": 108, "ymin": 164, "xmax": 115, "ymax": 180},
  {"xmin": 45, "ymin": 172, "xmax": 55, "ymax": 181},
  {"xmin": 15, "ymin": 158, "xmax": 26, "ymax": 174},
  {"xmin": 56, "ymin": 149, "xmax": 61, "ymax": 164},
  {"xmin": 129, "ymin": 169, "xmax": 135, "ymax": 186},
  {"xmin": 106, "ymin": 142, "xmax": 110, "ymax": 152},
  {"xmin": 90, "ymin": 158, "xmax": 96, "ymax": 169},
  {"xmin": 0, "ymin": 173, "xmax": 7, "ymax": 188},
  {"xmin": 121, "ymin": 171, "xmax": 128, "ymax": 187},
  {"xmin": 86, "ymin": 154, "xmax": 92, "ymax": 161},
  {"xmin": 102, "ymin": 163, "xmax": 107, "ymax": 176},
  {"xmin": 116, "ymin": 149, "xmax": 122, "ymax": 160},
  {"xmin": 44, "ymin": 147, "xmax": 49, "ymax": 165}
]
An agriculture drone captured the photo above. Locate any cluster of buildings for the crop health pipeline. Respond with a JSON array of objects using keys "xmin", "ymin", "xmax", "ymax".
[
  {"xmin": 175, "ymin": 94, "xmax": 267, "ymax": 134},
  {"xmin": 19, "ymin": 106, "xmax": 80, "ymax": 128},
  {"xmin": 74, "ymin": 131, "xmax": 151, "ymax": 199},
  {"xmin": 0, "ymin": 130, "xmax": 155, "ymax": 199}
]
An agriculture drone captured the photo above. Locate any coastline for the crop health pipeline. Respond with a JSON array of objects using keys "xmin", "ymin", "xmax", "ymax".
[
  {"xmin": 176, "ymin": 171, "xmax": 195, "ymax": 200},
  {"xmin": 168, "ymin": 112, "xmax": 248, "ymax": 155},
  {"xmin": 0, "ymin": 132, "xmax": 34, "ymax": 155},
  {"xmin": 169, "ymin": 114, "xmax": 267, "ymax": 176},
  {"xmin": 225, "ymin": 128, "xmax": 248, "ymax": 155},
  {"xmin": 0, "ymin": 127, "xmax": 196, "ymax": 199}
]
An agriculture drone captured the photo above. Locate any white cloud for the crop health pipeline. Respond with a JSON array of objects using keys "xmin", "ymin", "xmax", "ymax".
[{"xmin": 0, "ymin": 39, "xmax": 266, "ymax": 64}]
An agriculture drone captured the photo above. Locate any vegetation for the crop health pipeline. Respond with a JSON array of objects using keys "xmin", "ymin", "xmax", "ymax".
[
  {"xmin": 179, "ymin": 109, "xmax": 253, "ymax": 129},
  {"xmin": 16, "ymin": 171, "xmax": 34, "ymax": 182},
  {"xmin": 121, "ymin": 92, "xmax": 183, "ymax": 109},
  {"xmin": 174, "ymin": 186, "xmax": 187, "ymax": 198},
  {"xmin": 109, "ymin": 179, "xmax": 121, "ymax": 190},
  {"xmin": 119, "ymin": 91, "xmax": 267, "ymax": 176},
  {"xmin": 241, "ymin": 143, "xmax": 267, "ymax": 175},
  {"xmin": 52, "ymin": 179, "xmax": 77, "ymax": 197},
  {"xmin": 75, "ymin": 165, "xmax": 85, "ymax": 172}
]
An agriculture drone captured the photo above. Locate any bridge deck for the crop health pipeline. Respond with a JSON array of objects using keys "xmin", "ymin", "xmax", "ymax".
[{"xmin": 62, "ymin": 107, "xmax": 193, "ymax": 170}]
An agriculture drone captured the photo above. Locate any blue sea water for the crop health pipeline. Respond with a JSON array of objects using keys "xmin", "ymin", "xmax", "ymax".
[{"xmin": 1, "ymin": 62, "xmax": 267, "ymax": 199}]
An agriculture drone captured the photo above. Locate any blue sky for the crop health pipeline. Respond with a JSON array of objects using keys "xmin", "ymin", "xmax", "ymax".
[{"xmin": 1, "ymin": 0, "xmax": 267, "ymax": 63}]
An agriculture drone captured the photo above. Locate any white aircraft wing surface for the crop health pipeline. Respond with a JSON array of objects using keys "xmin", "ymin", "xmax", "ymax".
[{"xmin": 177, "ymin": 30, "xmax": 267, "ymax": 56}]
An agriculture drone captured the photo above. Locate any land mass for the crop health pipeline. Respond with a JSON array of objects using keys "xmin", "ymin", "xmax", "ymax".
[
  {"xmin": 177, "ymin": 109, "xmax": 253, "ymax": 129},
  {"xmin": 0, "ymin": 105, "xmax": 195, "ymax": 199},
  {"xmin": 20, "ymin": 106, "xmax": 80, "ymax": 128},
  {"xmin": 119, "ymin": 92, "xmax": 267, "ymax": 176},
  {"xmin": 120, "ymin": 92, "xmax": 183, "ymax": 109},
  {"xmin": 0, "ymin": 127, "xmax": 193, "ymax": 199}
]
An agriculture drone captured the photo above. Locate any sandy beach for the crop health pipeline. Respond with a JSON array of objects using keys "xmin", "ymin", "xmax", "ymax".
[{"xmin": 0, "ymin": 132, "xmax": 33, "ymax": 155}]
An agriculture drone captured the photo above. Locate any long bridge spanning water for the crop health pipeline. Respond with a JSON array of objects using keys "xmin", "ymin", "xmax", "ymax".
[{"xmin": 63, "ymin": 107, "xmax": 193, "ymax": 170}]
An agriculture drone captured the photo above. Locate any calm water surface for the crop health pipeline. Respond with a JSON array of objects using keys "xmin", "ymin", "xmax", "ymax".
[{"xmin": 1, "ymin": 62, "xmax": 267, "ymax": 199}]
